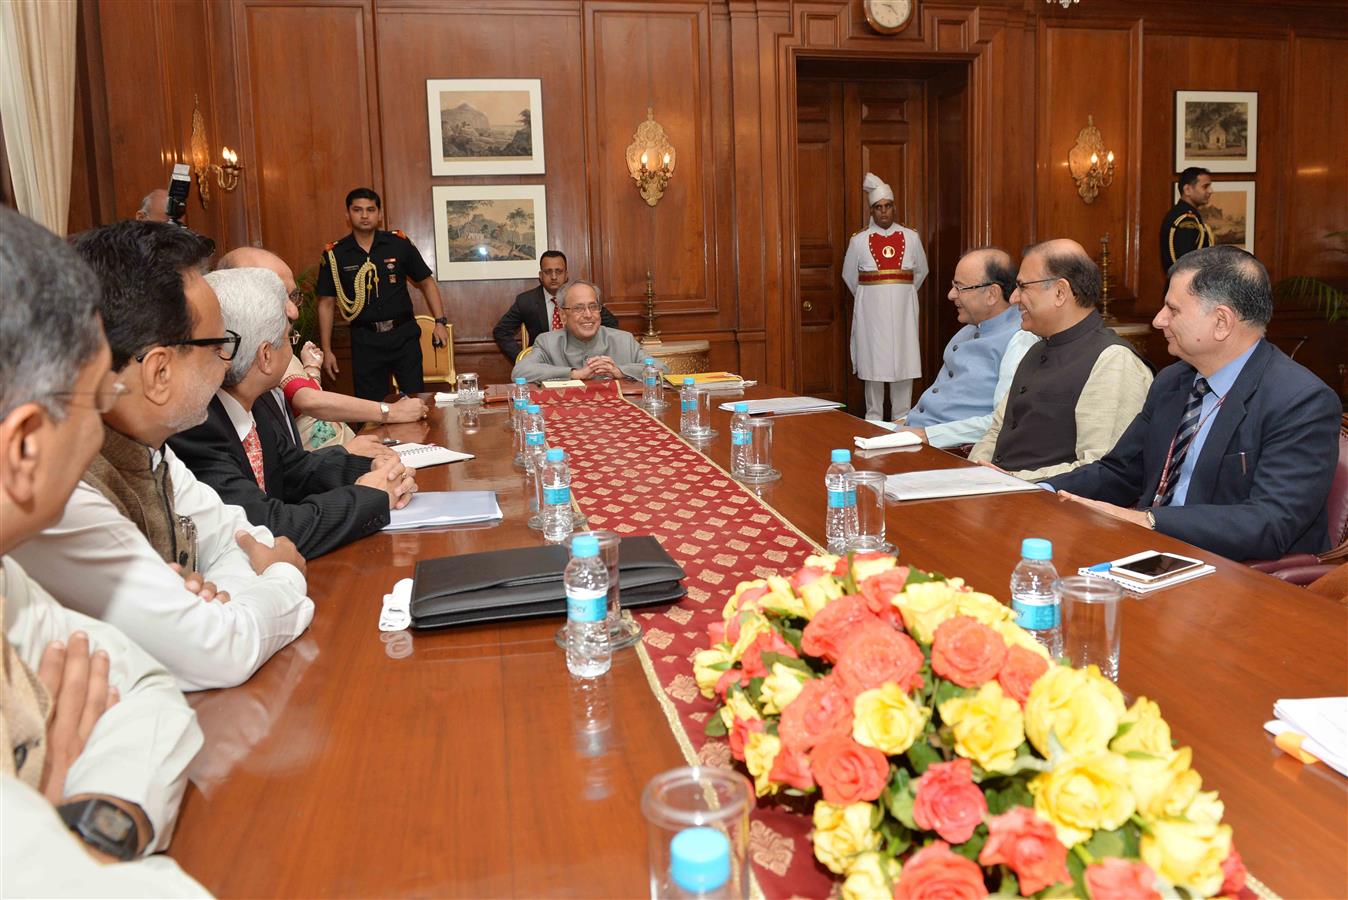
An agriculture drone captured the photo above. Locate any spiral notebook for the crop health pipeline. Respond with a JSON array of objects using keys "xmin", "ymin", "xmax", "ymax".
[{"xmin": 392, "ymin": 442, "xmax": 474, "ymax": 469}]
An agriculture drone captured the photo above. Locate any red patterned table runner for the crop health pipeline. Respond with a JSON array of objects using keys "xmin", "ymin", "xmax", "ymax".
[{"xmin": 538, "ymin": 384, "xmax": 835, "ymax": 898}]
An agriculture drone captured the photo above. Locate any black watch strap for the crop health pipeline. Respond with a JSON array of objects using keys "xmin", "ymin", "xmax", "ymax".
[
  {"xmin": 433, "ymin": 316, "xmax": 449, "ymax": 325},
  {"xmin": 57, "ymin": 798, "xmax": 139, "ymax": 861}
]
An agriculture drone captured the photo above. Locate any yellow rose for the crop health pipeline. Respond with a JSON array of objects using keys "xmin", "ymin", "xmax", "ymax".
[
  {"xmin": 894, "ymin": 581, "xmax": 960, "ymax": 643},
  {"xmin": 852, "ymin": 553, "xmax": 898, "ymax": 583},
  {"xmin": 805, "ymin": 552, "xmax": 842, "ymax": 571},
  {"xmin": 812, "ymin": 801, "xmax": 882, "ymax": 875},
  {"xmin": 799, "ymin": 575, "xmax": 845, "ymax": 620},
  {"xmin": 852, "ymin": 683, "xmax": 930, "ymax": 755},
  {"xmin": 992, "ymin": 619, "xmax": 1053, "ymax": 661},
  {"xmin": 693, "ymin": 646, "xmax": 733, "ymax": 699},
  {"xmin": 725, "ymin": 579, "xmax": 769, "ymax": 621},
  {"xmin": 1024, "ymin": 665, "xmax": 1126, "ymax": 758},
  {"xmin": 1140, "ymin": 817, "xmax": 1232, "ymax": 896},
  {"xmin": 841, "ymin": 851, "xmax": 901, "ymax": 900},
  {"xmin": 1127, "ymin": 746, "xmax": 1202, "ymax": 819},
  {"xmin": 759, "ymin": 575, "xmax": 808, "ymax": 618},
  {"xmin": 1110, "ymin": 696, "xmax": 1173, "ymax": 756},
  {"xmin": 744, "ymin": 731, "xmax": 782, "ymax": 797},
  {"xmin": 954, "ymin": 590, "xmax": 1016, "ymax": 627},
  {"xmin": 939, "ymin": 681, "xmax": 1026, "ymax": 773},
  {"xmin": 729, "ymin": 611, "xmax": 772, "ymax": 662},
  {"xmin": 1184, "ymin": 789, "xmax": 1225, "ymax": 826},
  {"xmin": 719, "ymin": 688, "xmax": 763, "ymax": 732},
  {"xmin": 1030, "ymin": 750, "xmax": 1135, "ymax": 847},
  {"xmin": 760, "ymin": 662, "xmax": 810, "ymax": 715}
]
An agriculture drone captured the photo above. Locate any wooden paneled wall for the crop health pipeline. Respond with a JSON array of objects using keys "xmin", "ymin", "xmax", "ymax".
[{"xmin": 71, "ymin": 0, "xmax": 1348, "ymax": 397}]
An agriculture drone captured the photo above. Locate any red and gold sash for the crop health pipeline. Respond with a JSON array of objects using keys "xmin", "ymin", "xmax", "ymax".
[{"xmin": 860, "ymin": 230, "xmax": 912, "ymax": 284}]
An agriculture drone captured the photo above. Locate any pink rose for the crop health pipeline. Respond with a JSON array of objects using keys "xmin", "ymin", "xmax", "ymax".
[
  {"xmin": 893, "ymin": 841, "xmax": 987, "ymax": 900},
  {"xmin": 706, "ymin": 620, "xmax": 727, "ymax": 646},
  {"xmin": 768, "ymin": 743, "xmax": 815, "ymax": 792},
  {"xmin": 912, "ymin": 759, "xmax": 988, "ymax": 844},
  {"xmin": 1220, "ymin": 846, "xmax": 1247, "ymax": 897},
  {"xmin": 740, "ymin": 628, "xmax": 800, "ymax": 680},
  {"xmin": 996, "ymin": 644, "xmax": 1049, "ymax": 706},
  {"xmin": 834, "ymin": 620, "xmax": 925, "ymax": 696},
  {"xmin": 789, "ymin": 565, "xmax": 827, "ymax": 591},
  {"xmin": 978, "ymin": 806, "xmax": 1070, "ymax": 895},
  {"xmin": 809, "ymin": 733, "xmax": 889, "ymax": 804},
  {"xmin": 778, "ymin": 675, "xmax": 853, "ymax": 751},
  {"xmin": 714, "ymin": 667, "xmax": 746, "ymax": 700},
  {"xmin": 801, "ymin": 594, "xmax": 880, "ymax": 663},
  {"xmin": 728, "ymin": 715, "xmax": 764, "ymax": 762},
  {"xmin": 857, "ymin": 565, "xmax": 911, "ymax": 626},
  {"xmin": 931, "ymin": 615, "xmax": 1008, "ymax": 687},
  {"xmin": 1083, "ymin": 859, "xmax": 1161, "ymax": 900}
]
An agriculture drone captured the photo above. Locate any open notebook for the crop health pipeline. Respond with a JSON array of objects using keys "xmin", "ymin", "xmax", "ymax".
[{"xmin": 392, "ymin": 442, "xmax": 473, "ymax": 469}]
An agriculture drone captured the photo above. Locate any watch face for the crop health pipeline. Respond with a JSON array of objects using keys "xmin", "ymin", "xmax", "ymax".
[
  {"xmin": 90, "ymin": 803, "xmax": 134, "ymax": 841},
  {"xmin": 867, "ymin": 0, "xmax": 913, "ymax": 30}
]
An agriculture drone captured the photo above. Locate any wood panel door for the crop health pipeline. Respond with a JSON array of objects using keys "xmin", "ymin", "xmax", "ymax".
[{"xmin": 795, "ymin": 77, "xmax": 927, "ymax": 409}]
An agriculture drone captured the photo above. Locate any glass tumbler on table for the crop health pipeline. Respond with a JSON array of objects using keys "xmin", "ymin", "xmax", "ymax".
[
  {"xmin": 1056, "ymin": 575, "xmax": 1125, "ymax": 682},
  {"xmin": 843, "ymin": 470, "xmax": 894, "ymax": 554},
  {"xmin": 453, "ymin": 371, "xmax": 481, "ymax": 406}
]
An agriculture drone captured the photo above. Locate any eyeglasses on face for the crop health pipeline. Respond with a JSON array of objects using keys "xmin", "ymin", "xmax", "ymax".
[
  {"xmin": 135, "ymin": 329, "xmax": 243, "ymax": 363},
  {"xmin": 1014, "ymin": 277, "xmax": 1060, "ymax": 294},
  {"xmin": 564, "ymin": 303, "xmax": 601, "ymax": 315},
  {"xmin": 951, "ymin": 281, "xmax": 994, "ymax": 294},
  {"xmin": 42, "ymin": 371, "xmax": 130, "ymax": 415}
]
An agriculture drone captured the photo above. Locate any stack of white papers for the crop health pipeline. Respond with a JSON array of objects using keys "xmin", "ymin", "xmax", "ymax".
[
  {"xmin": 393, "ymin": 442, "xmax": 473, "ymax": 469},
  {"xmin": 883, "ymin": 467, "xmax": 1040, "ymax": 501},
  {"xmin": 717, "ymin": 397, "xmax": 843, "ymax": 415},
  {"xmin": 855, "ymin": 431, "xmax": 922, "ymax": 451},
  {"xmin": 1266, "ymin": 697, "xmax": 1348, "ymax": 777},
  {"xmin": 383, "ymin": 491, "xmax": 502, "ymax": 531}
]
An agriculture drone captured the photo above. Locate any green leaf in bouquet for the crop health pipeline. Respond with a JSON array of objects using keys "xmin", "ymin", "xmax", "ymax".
[
  {"xmin": 1122, "ymin": 749, "xmax": 1167, "ymax": 762},
  {"xmin": 778, "ymin": 624, "xmax": 805, "ymax": 653},
  {"xmin": 1080, "ymin": 825, "xmax": 1136, "ymax": 863},
  {"xmin": 903, "ymin": 568, "xmax": 942, "ymax": 587},
  {"xmin": 705, "ymin": 659, "xmax": 733, "ymax": 672},
  {"xmin": 906, "ymin": 741, "xmax": 942, "ymax": 775},
  {"xmin": 760, "ymin": 651, "xmax": 813, "ymax": 675},
  {"xmin": 1065, "ymin": 846, "xmax": 1088, "ymax": 898},
  {"xmin": 951, "ymin": 825, "xmax": 987, "ymax": 861},
  {"xmin": 1112, "ymin": 720, "xmax": 1135, "ymax": 742},
  {"xmin": 745, "ymin": 677, "xmax": 765, "ymax": 704},
  {"xmin": 704, "ymin": 714, "xmax": 728, "ymax": 737},
  {"xmin": 984, "ymin": 779, "xmax": 1034, "ymax": 815},
  {"xmin": 879, "ymin": 817, "xmax": 913, "ymax": 857},
  {"xmin": 883, "ymin": 768, "xmax": 918, "ymax": 829},
  {"xmin": 987, "ymin": 747, "xmax": 1052, "ymax": 779},
  {"xmin": 841, "ymin": 552, "xmax": 859, "ymax": 595},
  {"xmin": 990, "ymin": 868, "xmax": 1021, "ymax": 897},
  {"xmin": 932, "ymin": 678, "xmax": 972, "ymax": 709}
]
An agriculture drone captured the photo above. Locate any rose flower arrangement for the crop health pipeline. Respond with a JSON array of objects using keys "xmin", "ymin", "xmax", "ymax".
[{"xmin": 694, "ymin": 552, "xmax": 1247, "ymax": 899}]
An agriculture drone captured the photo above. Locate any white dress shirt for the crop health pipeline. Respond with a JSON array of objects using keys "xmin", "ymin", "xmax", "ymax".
[
  {"xmin": 925, "ymin": 329, "xmax": 1039, "ymax": 448},
  {"xmin": 216, "ymin": 388, "xmax": 255, "ymax": 441},
  {"xmin": 10, "ymin": 446, "xmax": 314, "ymax": 692}
]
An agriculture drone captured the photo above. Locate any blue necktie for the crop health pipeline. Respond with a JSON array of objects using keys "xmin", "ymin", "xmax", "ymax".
[{"xmin": 1155, "ymin": 376, "xmax": 1211, "ymax": 507}]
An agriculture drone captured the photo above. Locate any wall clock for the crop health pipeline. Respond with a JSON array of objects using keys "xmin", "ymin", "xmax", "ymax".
[{"xmin": 863, "ymin": 0, "xmax": 915, "ymax": 35}]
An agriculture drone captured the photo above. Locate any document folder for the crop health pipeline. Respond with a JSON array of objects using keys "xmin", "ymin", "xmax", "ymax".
[{"xmin": 410, "ymin": 535, "xmax": 687, "ymax": 629}]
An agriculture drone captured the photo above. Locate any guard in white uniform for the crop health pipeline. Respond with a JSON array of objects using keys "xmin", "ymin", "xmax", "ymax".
[{"xmin": 842, "ymin": 172, "xmax": 928, "ymax": 420}]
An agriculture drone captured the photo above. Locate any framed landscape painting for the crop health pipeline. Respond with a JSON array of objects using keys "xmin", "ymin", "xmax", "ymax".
[
  {"xmin": 426, "ymin": 78, "xmax": 544, "ymax": 176},
  {"xmin": 431, "ymin": 185, "xmax": 548, "ymax": 281},
  {"xmin": 1174, "ymin": 90, "xmax": 1257, "ymax": 172},
  {"xmin": 1175, "ymin": 180, "xmax": 1255, "ymax": 252}
]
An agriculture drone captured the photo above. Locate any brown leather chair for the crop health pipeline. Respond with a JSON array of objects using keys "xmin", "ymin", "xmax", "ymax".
[{"xmin": 1249, "ymin": 413, "xmax": 1348, "ymax": 585}]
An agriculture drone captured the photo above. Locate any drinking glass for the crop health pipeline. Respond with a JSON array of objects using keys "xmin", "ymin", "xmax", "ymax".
[
  {"xmin": 1057, "ymin": 575, "xmax": 1125, "ymax": 682},
  {"xmin": 454, "ymin": 371, "xmax": 481, "ymax": 405},
  {"xmin": 554, "ymin": 530, "xmax": 641, "ymax": 651},
  {"xmin": 641, "ymin": 767, "xmax": 752, "ymax": 900},
  {"xmin": 844, "ymin": 471, "xmax": 894, "ymax": 553},
  {"xmin": 735, "ymin": 418, "xmax": 780, "ymax": 484},
  {"xmin": 687, "ymin": 389, "xmax": 717, "ymax": 440}
]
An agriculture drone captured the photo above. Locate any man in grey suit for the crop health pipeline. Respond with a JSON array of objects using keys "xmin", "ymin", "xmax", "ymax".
[
  {"xmin": 511, "ymin": 280, "xmax": 663, "ymax": 382},
  {"xmin": 492, "ymin": 251, "xmax": 619, "ymax": 361}
]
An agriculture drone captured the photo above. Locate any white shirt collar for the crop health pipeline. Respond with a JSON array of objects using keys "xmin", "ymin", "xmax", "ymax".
[{"xmin": 215, "ymin": 389, "xmax": 255, "ymax": 442}]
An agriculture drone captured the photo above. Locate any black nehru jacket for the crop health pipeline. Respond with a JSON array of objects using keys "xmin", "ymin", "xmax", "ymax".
[
  {"xmin": 168, "ymin": 396, "xmax": 389, "ymax": 559},
  {"xmin": 315, "ymin": 230, "xmax": 432, "ymax": 326}
]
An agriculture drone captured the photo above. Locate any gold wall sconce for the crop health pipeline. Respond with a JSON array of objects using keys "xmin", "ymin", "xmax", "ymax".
[
  {"xmin": 1068, "ymin": 115, "xmax": 1114, "ymax": 204},
  {"xmin": 625, "ymin": 108, "xmax": 676, "ymax": 207},
  {"xmin": 190, "ymin": 95, "xmax": 243, "ymax": 208}
]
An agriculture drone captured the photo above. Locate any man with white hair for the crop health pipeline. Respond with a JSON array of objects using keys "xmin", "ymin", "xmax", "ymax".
[
  {"xmin": 168, "ymin": 268, "xmax": 417, "ymax": 559},
  {"xmin": 842, "ymin": 172, "xmax": 928, "ymax": 421}
]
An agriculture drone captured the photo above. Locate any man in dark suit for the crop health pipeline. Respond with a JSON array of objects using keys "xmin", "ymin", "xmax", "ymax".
[
  {"xmin": 170, "ymin": 267, "xmax": 418, "ymax": 559},
  {"xmin": 491, "ymin": 250, "xmax": 619, "ymax": 361},
  {"xmin": 1049, "ymin": 245, "xmax": 1340, "ymax": 561}
]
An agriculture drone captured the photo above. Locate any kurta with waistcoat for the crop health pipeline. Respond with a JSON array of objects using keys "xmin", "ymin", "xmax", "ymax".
[
  {"xmin": 842, "ymin": 223, "xmax": 928, "ymax": 382},
  {"xmin": 907, "ymin": 305, "xmax": 1026, "ymax": 431}
]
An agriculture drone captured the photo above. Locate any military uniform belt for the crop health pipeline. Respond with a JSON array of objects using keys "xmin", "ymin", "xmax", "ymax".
[
  {"xmin": 352, "ymin": 312, "xmax": 413, "ymax": 333},
  {"xmin": 858, "ymin": 269, "xmax": 914, "ymax": 285}
]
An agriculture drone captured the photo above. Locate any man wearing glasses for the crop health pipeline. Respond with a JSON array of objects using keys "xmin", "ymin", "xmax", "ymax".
[
  {"xmin": 168, "ymin": 267, "xmax": 418, "ymax": 559},
  {"xmin": 894, "ymin": 248, "xmax": 1039, "ymax": 448},
  {"xmin": 510, "ymin": 280, "xmax": 663, "ymax": 382},
  {"xmin": 968, "ymin": 239, "xmax": 1153, "ymax": 481},
  {"xmin": 12, "ymin": 221, "xmax": 315, "ymax": 693}
]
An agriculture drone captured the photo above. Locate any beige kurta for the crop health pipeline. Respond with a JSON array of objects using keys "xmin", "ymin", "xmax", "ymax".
[{"xmin": 842, "ymin": 223, "xmax": 928, "ymax": 382}]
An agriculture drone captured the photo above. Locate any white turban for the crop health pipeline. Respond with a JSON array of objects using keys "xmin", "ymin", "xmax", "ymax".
[{"xmin": 863, "ymin": 172, "xmax": 893, "ymax": 207}]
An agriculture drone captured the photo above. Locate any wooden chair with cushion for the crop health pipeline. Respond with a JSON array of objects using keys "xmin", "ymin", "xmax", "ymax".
[{"xmin": 415, "ymin": 315, "xmax": 454, "ymax": 385}]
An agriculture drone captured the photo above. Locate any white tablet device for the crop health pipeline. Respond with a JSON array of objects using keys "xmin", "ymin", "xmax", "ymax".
[{"xmin": 1110, "ymin": 551, "xmax": 1206, "ymax": 582}]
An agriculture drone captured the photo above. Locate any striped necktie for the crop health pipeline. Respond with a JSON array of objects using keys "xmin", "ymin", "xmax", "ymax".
[{"xmin": 1155, "ymin": 376, "xmax": 1211, "ymax": 507}]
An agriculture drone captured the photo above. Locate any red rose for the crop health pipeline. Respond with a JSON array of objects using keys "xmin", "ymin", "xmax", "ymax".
[
  {"xmin": 857, "ymin": 566, "xmax": 911, "ymax": 626},
  {"xmin": 809, "ymin": 733, "xmax": 889, "ymax": 804},
  {"xmin": 706, "ymin": 619, "xmax": 727, "ymax": 646},
  {"xmin": 1083, "ymin": 859, "xmax": 1161, "ymax": 900},
  {"xmin": 728, "ymin": 715, "xmax": 764, "ymax": 762},
  {"xmin": 996, "ymin": 645, "xmax": 1050, "ymax": 706},
  {"xmin": 979, "ymin": 806, "xmax": 1070, "ymax": 895},
  {"xmin": 741, "ymin": 628, "xmax": 800, "ymax": 680},
  {"xmin": 912, "ymin": 759, "xmax": 988, "ymax": 845},
  {"xmin": 893, "ymin": 841, "xmax": 987, "ymax": 900},
  {"xmin": 1220, "ymin": 846, "xmax": 1247, "ymax": 897},
  {"xmin": 789, "ymin": 565, "xmax": 827, "ymax": 590},
  {"xmin": 931, "ymin": 615, "xmax": 1008, "ymax": 687},
  {"xmin": 778, "ymin": 675, "xmax": 853, "ymax": 751},
  {"xmin": 802, "ymin": 595, "xmax": 880, "ymax": 663},
  {"xmin": 768, "ymin": 742, "xmax": 815, "ymax": 791},
  {"xmin": 715, "ymin": 667, "xmax": 746, "ymax": 700},
  {"xmin": 834, "ymin": 621, "xmax": 925, "ymax": 695}
]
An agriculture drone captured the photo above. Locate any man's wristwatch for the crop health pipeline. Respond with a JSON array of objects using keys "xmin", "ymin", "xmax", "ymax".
[
  {"xmin": 433, "ymin": 316, "xmax": 449, "ymax": 326},
  {"xmin": 379, "ymin": 401, "xmax": 391, "ymax": 423},
  {"xmin": 1145, "ymin": 510, "xmax": 1157, "ymax": 530},
  {"xmin": 57, "ymin": 798, "xmax": 140, "ymax": 861}
]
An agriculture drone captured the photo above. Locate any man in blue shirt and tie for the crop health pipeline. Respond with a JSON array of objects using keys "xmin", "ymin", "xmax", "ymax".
[{"xmin": 1048, "ymin": 245, "xmax": 1340, "ymax": 561}]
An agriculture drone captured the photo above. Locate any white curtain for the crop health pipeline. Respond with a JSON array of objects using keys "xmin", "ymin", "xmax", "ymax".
[{"xmin": 0, "ymin": 0, "xmax": 78, "ymax": 236}]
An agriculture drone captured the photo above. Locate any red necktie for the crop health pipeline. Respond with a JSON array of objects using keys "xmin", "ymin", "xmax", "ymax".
[
  {"xmin": 550, "ymin": 298, "xmax": 562, "ymax": 330},
  {"xmin": 242, "ymin": 422, "xmax": 266, "ymax": 491}
]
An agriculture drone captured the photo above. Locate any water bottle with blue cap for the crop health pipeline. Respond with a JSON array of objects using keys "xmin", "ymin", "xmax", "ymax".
[
  {"xmin": 824, "ymin": 449, "xmax": 858, "ymax": 555},
  {"xmin": 566, "ymin": 533, "xmax": 611, "ymax": 677},
  {"xmin": 1011, "ymin": 538, "xmax": 1061, "ymax": 657},
  {"xmin": 641, "ymin": 357, "xmax": 666, "ymax": 411},
  {"xmin": 541, "ymin": 448, "xmax": 574, "ymax": 542}
]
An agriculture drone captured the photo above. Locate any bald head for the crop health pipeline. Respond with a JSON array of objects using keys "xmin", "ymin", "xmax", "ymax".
[
  {"xmin": 136, "ymin": 189, "xmax": 170, "ymax": 222},
  {"xmin": 219, "ymin": 247, "xmax": 298, "ymax": 320}
]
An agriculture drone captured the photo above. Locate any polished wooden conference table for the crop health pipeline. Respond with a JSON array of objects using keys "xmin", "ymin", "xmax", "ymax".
[{"xmin": 169, "ymin": 385, "xmax": 1348, "ymax": 899}]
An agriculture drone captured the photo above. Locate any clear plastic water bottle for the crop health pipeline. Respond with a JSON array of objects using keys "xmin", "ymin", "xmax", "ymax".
[
  {"xmin": 566, "ymin": 533, "xmax": 611, "ymax": 678},
  {"xmin": 669, "ymin": 827, "xmax": 734, "ymax": 899},
  {"xmin": 510, "ymin": 377, "xmax": 529, "ymax": 431},
  {"xmin": 824, "ymin": 449, "xmax": 858, "ymax": 555},
  {"xmin": 523, "ymin": 403, "xmax": 547, "ymax": 473},
  {"xmin": 541, "ymin": 448, "xmax": 574, "ymax": 543},
  {"xmin": 679, "ymin": 377, "xmax": 699, "ymax": 436},
  {"xmin": 1011, "ymin": 538, "xmax": 1061, "ymax": 658},
  {"xmin": 642, "ymin": 358, "xmax": 667, "ymax": 411},
  {"xmin": 729, "ymin": 402, "xmax": 752, "ymax": 478}
]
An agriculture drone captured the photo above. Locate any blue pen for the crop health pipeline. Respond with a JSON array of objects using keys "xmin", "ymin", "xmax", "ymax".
[{"xmin": 1086, "ymin": 562, "xmax": 1113, "ymax": 572}]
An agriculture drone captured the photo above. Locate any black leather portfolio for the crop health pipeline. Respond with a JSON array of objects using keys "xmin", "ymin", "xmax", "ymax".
[{"xmin": 410, "ymin": 535, "xmax": 687, "ymax": 629}]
